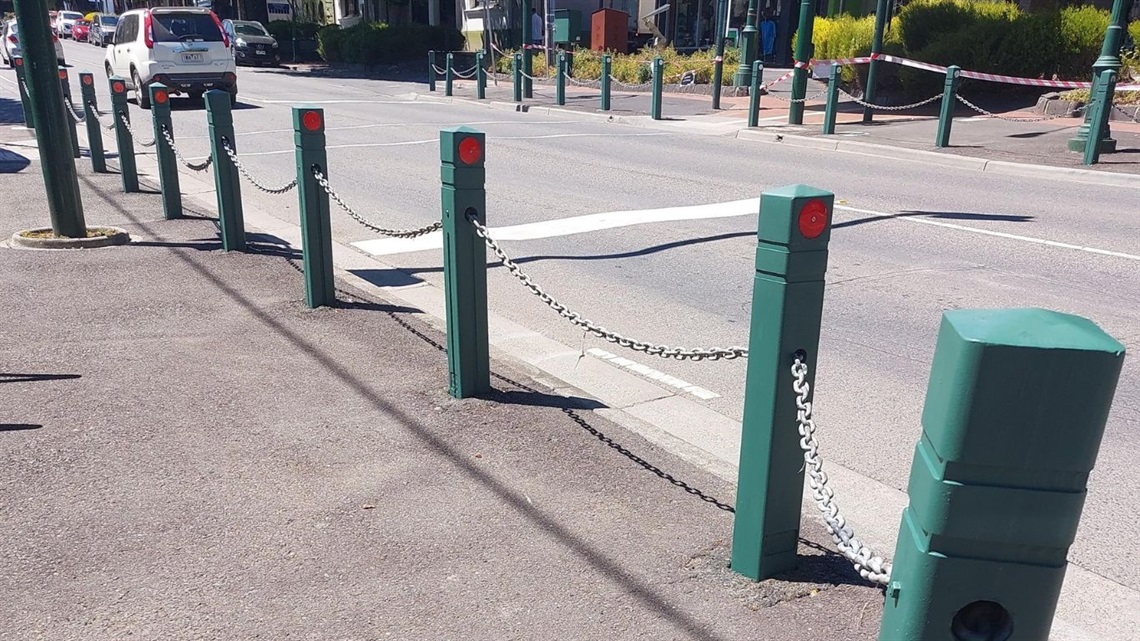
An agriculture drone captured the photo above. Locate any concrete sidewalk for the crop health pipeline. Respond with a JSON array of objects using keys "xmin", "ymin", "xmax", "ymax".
[{"xmin": 0, "ymin": 133, "xmax": 883, "ymax": 637}]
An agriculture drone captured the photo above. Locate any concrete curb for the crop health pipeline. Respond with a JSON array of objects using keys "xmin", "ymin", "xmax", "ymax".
[{"xmin": 9, "ymin": 226, "xmax": 130, "ymax": 249}]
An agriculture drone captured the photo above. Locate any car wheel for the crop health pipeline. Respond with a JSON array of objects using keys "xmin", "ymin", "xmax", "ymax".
[{"xmin": 132, "ymin": 69, "xmax": 151, "ymax": 109}]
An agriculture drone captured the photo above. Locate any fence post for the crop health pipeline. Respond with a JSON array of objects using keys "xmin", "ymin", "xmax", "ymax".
[
  {"xmin": 445, "ymin": 52, "xmax": 454, "ymax": 97},
  {"xmin": 13, "ymin": 57, "xmax": 34, "ymax": 129},
  {"xmin": 109, "ymin": 76, "xmax": 138, "ymax": 193},
  {"xmin": 601, "ymin": 55, "xmax": 612, "ymax": 111},
  {"xmin": 788, "ymin": 0, "xmax": 816, "ymax": 125},
  {"xmin": 650, "ymin": 56, "xmax": 663, "ymax": 121},
  {"xmin": 440, "ymin": 126, "xmax": 490, "ymax": 399},
  {"xmin": 428, "ymin": 50, "xmax": 437, "ymax": 92},
  {"xmin": 59, "ymin": 67, "xmax": 79, "ymax": 158},
  {"xmin": 556, "ymin": 52, "xmax": 566, "ymax": 106},
  {"xmin": 512, "ymin": 53, "xmax": 522, "ymax": 103},
  {"xmin": 476, "ymin": 51, "xmax": 487, "ymax": 100},
  {"xmin": 935, "ymin": 65, "xmax": 960, "ymax": 148},
  {"xmin": 205, "ymin": 89, "xmax": 245, "ymax": 252},
  {"xmin": 1084, "ymin": 69, "xmax": 1117, "ymax": 166},
  {"xmin": 879, "ymin": 308, "xmax": 1124, "ymax": 641},
  {"xmin": 150, "ymin": 83, "xmax": 182, "ymax": 220},
  {"xmin": 748, "ymin": 61, "xmax": 764, "ymax": 128},
  {"xmin": 79, "ymin": 72, "xmax": 106, "ymax": 173},
  {"xmin": 822, "ymin": 64, "xmax": 840, "ymax": 135},
  {"xmin": 293, "ymin": 107, "xmax": 335, "ymax": 309},
  {"xmin": 731, "ymin": 185, "xmax": 833, "ymax": 581}
]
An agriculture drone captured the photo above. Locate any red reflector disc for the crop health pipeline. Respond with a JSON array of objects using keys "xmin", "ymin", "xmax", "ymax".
[
  {"xmin": 798, "ymin": 199, "xmax": 828, "ymax": 240},
  {"xmin": 155, "ymin": 91, "xmax": 168, "ymax": 104},
  {"xmin": 458, "ymin": 136, "xmax": 482, "ymax": 165},
  {"xmin": 112, "ymin": 81, "xmax": 124, "ymax": 94},
  {"xmin": 302, "ymin": 110, "xmax": 322, "ymax": 132},
  {"xmin": 82, "ymin": 75, "xmax": 93, "ymax": 86}
]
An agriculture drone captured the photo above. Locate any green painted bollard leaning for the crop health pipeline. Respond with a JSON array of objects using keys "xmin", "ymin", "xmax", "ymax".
[
  {"xmin": 650, "ymin": 56, "xmax": 663, "ymax": 121},
  {"xmin": 445, "ymin": 53, "xmax": 454, "ymax": 97},
  {"xmin": 150, "ymin": 84, "xmax": 182, "ymax": 220},
  {"xmin": 80, "ymin": 72, "xmax": 106, "ymax": 173},
  {"xmin": 555, "ymin": 52, "xmax": 566, "ymax": 106},
  {"xmin": 512, "ymin": 53, "xmax": 523, "ymax": 103},
  {"xmin": 59, "ymin": 67, "xmax": 80, "ymax": 158},
  {"xmin": 788, "ymin": 0, "xmax": 816, "ymax": 125},
  {"xmin": 109, "ymin": 76, "xmax": 139, "ymax": 193},
  {"xmin": 731, "ymin": 185, "xmax": 833, "ymax": 581},
  {"xmin": 935, "ymin": 65, "xmax": 961, "ymax": 148},
  {"xmin": 822, "ymin": 64, "xmax": 840, "ymax": 135},
  {"xmin": 206, "ymin": 89, "xmax": 245, "ymax": 251},
  {"xmin": 600, "ymin": 55, "xmax": 612, "ymax": 111},
  {"xmin": 748, "ymin": 61, "xmax": 764, "ymax": 128},
  {"xmin": 880, "ymin": 308, "xmax": 1125, "ymax": 641},
  {"xmin": 476, "ymin": 51, "xmax": 487, "ymax": 100},
  {"xmin": 428, "ymin": 50, "xmax": 437, "ymax": 92},
  {"xmin": 13, "ymin": 57, "xmax": 34, "ymax": 129},
  {"xmin": 440, "ymin": 127, "xmax": 490, "ymax": 399},
  {"xmin": 293, "ymin": 107, "xmax": 335, "ymax": 309},
  {"xmin": 1084, "ymin": 69, "xmax": 1117, "ymax": 166}
]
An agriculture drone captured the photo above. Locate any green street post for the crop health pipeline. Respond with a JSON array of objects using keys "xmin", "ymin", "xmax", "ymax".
[
  {"xmin": 14, "ymin": 0, "xmax": 86, "ymax": 237},
  {"xmin": 788, "ymin": 0, "xmax": 816, "ymax": 125},
  {"xmin": 862, "ymin": 0, "xmax": 890, "ymax": 123},
  {"xmin": 80, "ymin": 72, "xmax": 106, "ymax": 173},
  {"xmin": 1067, "ymin": 0, "xmax": 1133, "ymax": 153},
  {"xmin": 521, "ymin": 0, "xmax": 533, "ymax": 98},
  {"xmin": 512, "ymin": 53, "xmax": 523, "ymax": 102},
  {"xmin": 440, "ymin": 127, "xmax": 491, "ymax": 399},
  {"xmin": 150, "ymin": 84, "xmax": 182, "ymax": 220},
  {"xmin": 711, "ymin": 0, "xmax": 728, "ymax": 109},
  {"xmin": 476, "ymin": 51, "xmax": 487, "ymax": 99},
  {"xmin": 935, "ymin": 65, "xmax": 960, "ymax": 148},
  {"xmin": 822, "ymin": 64, "xmax": 839, "ymax": 134},
  {"xmin": 206, "ymin": 89, "xmax": 246, "ymax": 251},
  {"xmin": 1084, "ymin": 69, "xmax": 1118, "ymax": 166},
  {"xmin": 731, "ymin": 185, "xmax": 833, "ymax": 580},
  {"xmin": 445, "ymin": 52, "xmax": 454, "ymax": 97},
  {"xmin": 600, "ymin": 55, "xmax": 612, "ymax": 111},
  {"xmin": 733, "ymin": 0, "xmax": 759, "ymax": 88},
  {"xmin": 555, "ymin": 52, "xmax": 566, "ymax": 105},
  {"xmin": 59, "ymin": 67, "xmax": 79, "ymax": 158},
  {"xmin": 748, "ymin": 61, "xmax": 764, "ymax": 127},
  {"xmin": 293, "ymin": 107, "xmax": 335, "ymax": 309},
  {"xmin": 109, "ymin": 76, "xmax": 138, "ymax": 193},
  {"xmin": 428, "ymin": 50, "xmax": 437, "ymax": 91},
  {"xmin": 880, "ymin": 308, "xmax": 1125, "ymax": 641},
  {"xmin": 650, "ymin": 56, "xmax": 663, "ymax": 120},
  {"xmin": 13, "ymin": 57, "xmax": 34, "ymax": 129}
]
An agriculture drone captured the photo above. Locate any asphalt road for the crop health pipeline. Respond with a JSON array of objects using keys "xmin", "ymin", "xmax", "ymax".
[{"xmin": 47, "ymin": 40, "xmax": 1140, "ymax": 592}]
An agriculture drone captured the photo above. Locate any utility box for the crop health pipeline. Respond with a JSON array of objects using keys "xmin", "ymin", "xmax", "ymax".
[
  {"xmin": 591, "ymin": 8, "xmax": 628, "ymax": 53},
  {"xmin": 554, "ymin": 8, "xmax": 583, "ymax": 45}
]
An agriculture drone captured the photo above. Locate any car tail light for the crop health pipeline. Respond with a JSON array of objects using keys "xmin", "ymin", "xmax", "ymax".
[
  {"xmin": 143, "ymin": 11, "xmax": 153, "ymax": 48},
  {"xmin": 210, "ymin": 12, "xmax": 229, "ymax": 48}
]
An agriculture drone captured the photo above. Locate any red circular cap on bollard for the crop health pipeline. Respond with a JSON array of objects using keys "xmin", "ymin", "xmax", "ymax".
[
  {"xmin": 82, "ymin": 75, "xmax": 93, "ymax": 86},
  {"xmin": 155, "ymin": 90, "xmax": 168, "ymax": 104},
  {"xmin": 112, "ymin": 81, "xmax": 125, "ymax": 94},
  {"xmin": 58, "ymin": 70, "xmax": 67, "ymax": 79},
  {"xmin": 458, "ymin": 136, "xmax": 482, "ymax": 165},
  {"xmin": 302, "ymin": 110, "xmax": 322, "ymax": 131},
  {"xmin": 798, "ymin": 199, "xmax": 829, "ymax": 239},
  {"xmin": 14, "ymin": 58, "xmax": 21, "ymax": 66}
]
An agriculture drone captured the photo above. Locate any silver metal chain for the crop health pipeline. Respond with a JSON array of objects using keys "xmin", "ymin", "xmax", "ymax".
[
  {"xmin": 159, "ymin": 125, "xmax": 213, "ymax": 172},
  {"xmin": 87, "ymin": 102, "xmax": 116, "ymax": 130},
  {"xmin": 313, "ymin": 168, "xmax": 444, "ymax": 238},
  {"xmin": 839, "ymin": 90, "xmax": 942, "ymax": 111},
  {"xmin": 63, "ymin": 96, "xmax": 85, "ymax": 122},
  {"xmin": 118, "ymin": 112, "xmax": 156, "ymax": 147},
  {"xmin": 563, "ymin": 73, "xmax": 597, "ymax": 87},
  {"xmin": 768, "ymin": 91, "xmax": 829, "ymax": 104},
  {"xmin": 955, "ymin": 94, "xmax": 1075, "ymax": 122},
  {"xmin": 453, "ymin": 65, "xmax": 479, "ymax": 79},
  {"xmin": 792, "ymin": 356, "xmax": 891, "ymax": 586},
  {"xmin": 468, "ymin": 212, "xmax": 747, "ymax": 361},
  {"xmin": 432, "ymin": 64, "xmax": 448, "ymax": 75},
  {"xmin": 608, "ymin": 75, "xmax": 652, "ymax": 90},
  {"xmin": 519, "ymin": 70, "xmax": 554, "ymax": 82},
  {"xmin": 1112, "ymin": 104, "xmax": 1140, "ymax": 122},
  {"xmin": 220, "ymin": 139, "xmax": 297, "ymax": 194}
]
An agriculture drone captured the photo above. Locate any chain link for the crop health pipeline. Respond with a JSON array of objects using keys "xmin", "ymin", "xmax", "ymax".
[
  {"xmin": 313, "ymin": 168, "xmax": 444, "ymax": 238},
  {"xmin": 608, "ymin": 74, "xmax": 652, "ymax": 90},
  {"xmin": 63, "ymin": 96, "xmax": 85, "ymax": 122},
  {"xmin": 955, "ymin": 94, "xmax": 1078, "ymax": 122},
  {"xmin": 453, "ymin": 65, "xmax": 479, "ymax": 79},
  {"xmin": 839, "ymin": 90, "xmax": 942, "ymax": 111},
  {"xmin": 118, "ymin": 112, "xmax": 156, "ymax": 147},
  {"xmin": 1112, "ymin": 104, "xmax": 1140, "ymax": 122},
  {"xmin": 563, "ymin": 72, "xmax": 598, "ymax": 87},
  {"xmin": 468, "ymin": 212, "xmax": 747, "ymax": 362},
  {"xmin": 159, "ymin": 125, "xmax": 213, "ymax": 172},
  {"xmin": 220, "ymin": 139, "xmax": 297, "ymax": 194},
  {"xmin": 87, "ymin": 102, "xmax": 116, "ymax": 130},
  {"xmin": 768, "ymin": 90, "xmax": 829, "ymax": 104},
  {"xmin": 432, "ymin": 64, "xmax": 448, "ymax": 75},
  {"xmin": 793, "ymin": 355, "xmax": 891, "ymax": 586}
]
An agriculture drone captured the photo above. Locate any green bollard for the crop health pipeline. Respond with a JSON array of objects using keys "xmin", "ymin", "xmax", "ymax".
[
  {"xmin": 59, "ymin": 67, "xmax": 80, "ymax": 158},
  {"xmin": 601, "ymin": 55, "xmax": 612, "ymax": 111},
  {"xmin": 80, "ymin": 72, "xmax": 106, "ymax": 173},
  {"xmin": 731, "ymin": 185, "xmax": 833, "ymax": 581},
  {"xmin": 428, "ymin": 50, "xmax": 437, "ymax": 92},
  {"xmin": 109, "ymin": 76, "xmax": 139, "ymax": 193},
  {"xmin": 1084, "ymin": 69, "xmax": 1117, "ymax": 166},
  {"xmin": 822, "ymin": 64, "xmax": 840, "ymax": 135},
  {"xmin": 476, "ymin": 51, "xmax": 487, "ymax": 100},
  {"xmin": 293, "ymin": 107, "xmax": 335, "ymax": 309},
  {"xmin": 13, "ymin": 57, "xmax": 34, "ymax": 129},
  {"xmin": 445, "ymin": 53, "xmax": 454, "ymax": 97},
  {"xmin": 205, "ymin": 89, "xmax": 245, "ymax": 252},
  {"xmin": 748, "ymin": 60, "xmax": 764, "ymax": 128},
  {"xmin": 555, "ymin": 52, "xmax": 566, "ymax": 106},
  {"xmin": 880, "ymin": 308, "xmax": 1125, "ymax": 641},
  {"xmin": 650, "ymin": 56, "xmax": 663, "ymax": 120},
  {"xmin": 440, "ymin": 127, "xmax": 490, "ymax": 399},
  {"xmin": 150, "ymin": 84, "xmax": 182, "ymax": 220},
  {"xmin": 788, "ymin": 0, "xmax": 816, "ymax": 125},
  {"xmin": 935, "ymin": 65, "xmax": 961, "ymax": 148},
  {"xmin": 512, "ymin": 53, "xmax": 522, "ymax": 103}
]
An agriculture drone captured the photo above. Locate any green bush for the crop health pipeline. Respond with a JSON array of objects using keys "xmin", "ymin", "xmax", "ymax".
[
  {"xmin": 317, "ymin": 24, "xmax": 348, "ymax": 62},
  {"xmin": 1059, "ymin": 5, "xmax": 1110, "ymax": 77},
  {"xmin": 317, "ymin": 22, "xmax": 461, "ymax": 65},
  {"xmin": 492, "ymin": 47, "xmax": 741, "ymax": 85},
  {"xmin": 266, "ymin": 20, "xmax": 321, "ymax": 41}
]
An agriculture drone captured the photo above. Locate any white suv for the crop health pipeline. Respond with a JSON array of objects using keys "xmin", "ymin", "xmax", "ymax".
[{"xmin": 104, "ymin": 7, "xmax": 237, "ymax": 109}]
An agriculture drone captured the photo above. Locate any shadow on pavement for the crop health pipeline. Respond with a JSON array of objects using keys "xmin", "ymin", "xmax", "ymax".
[
  {"xmin": 0, "ymin": 373, "xmax": 82, "ymax": 384},
  {"xmin": 835, "ymin": 210, "xmax": 1035, "ymax": 229},
  {"xmin": 0, "ymin": 423, "xmax": 43, "ymax": 432}
]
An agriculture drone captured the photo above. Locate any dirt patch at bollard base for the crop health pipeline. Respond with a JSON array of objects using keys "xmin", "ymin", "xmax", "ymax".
[{"xmin": 10, "ymin": 226, "xmax": 131, "ymax": 250}]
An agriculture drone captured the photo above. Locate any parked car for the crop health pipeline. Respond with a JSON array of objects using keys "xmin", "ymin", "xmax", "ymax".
[
  {"xmin": 71, "ymin": 19, "xmax": 91, "ymax": 42},
  {"xmin": 221, "ymin": 19, "xmax": 279, "ymax": 67},
  {"xmin": 105, "ymin": 7, "xmax": 237, "ymax": 109},
  {"xmin": 55, "ymin": 11, "xmax": 83, "ymax": 38},
  {"xmin": 2, "ymin": 19, "xmax": 67, "ymax": 67},
  {"xmin": 90, "ymin": 14, "xmax": 119, "ymax": 48}
]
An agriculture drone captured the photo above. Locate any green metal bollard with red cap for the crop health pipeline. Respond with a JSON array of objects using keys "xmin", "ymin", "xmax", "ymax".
[
  {"xmin": 293, "ymin": 107, "xmax": 336, "ymax": 309},
  {"xmin": 59, "ymin": 67, "xmax": 80, "ymax": 158},
  {"xmin": 109, "ymin": 76, "xmax": 139, "ymax": 193},
  {"xmin": 79, "ymin": 72, "xmax": 107, "ymax": 173},
  {"xmin": 150, "ymin": 83, "xmax": 182, "ymax": 220},
  {"xmin": 206, "ymin": 89, "xmax": 245, "ymax": 251},
  {"xmin": 13, "ymin": 57, "xmax": 34, "ymax": 129}
]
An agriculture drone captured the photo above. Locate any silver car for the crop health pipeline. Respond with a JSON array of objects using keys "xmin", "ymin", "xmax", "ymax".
[
  {"xmin": 2, "ymin": 20, "xmax": 67, "ymax": 67},
  {"xmin": 54, "ymin": 11, "xmax": 83, "ymax": 38}
]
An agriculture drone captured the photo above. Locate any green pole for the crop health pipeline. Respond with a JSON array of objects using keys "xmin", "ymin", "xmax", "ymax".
[
  {"xmin": 650, "ymin": 56, "xmax": 663, "ymax": 120},
  {"xmin": 1067, "ymin": 0, "xmax": 1132, "ymax": 154},
  {"xmin": 440, "ymin": 127, "xmax": 491, "ymax": 399},
  {"xmin": 748, "ymin": 61, "xmax": 764, "ymax": 128},
  {"xmin": 445, "ymin": 52, "xmax": 454, "ymax": 97},
  {"xmin": 822, "ymin": 64, "xmax": 839, "ymax": 134},
  {"xmin": 293, "ymin": 107, "xmax": 335, "ymax": 309},
  {"xmin": 788, "ymin": 0, "xmax": 816, "ymax": 125},
  {"xmin": 109, "ymin": 77, "xmax": 138, "ymax": 193},
  {"xmin": 601, "ymin": 55, "xmax": 612, "ymax": 111},
  {"xmin": 521, "ymin": 0, "xmax": 533, "ymax": 99},
  {"xmin": 13, "ymin": 57, "xmax": 34, "ymax": 129},
  {"xmin": 733, "ymin": 0, "xmax": 759, "ymax": 88},
  {"xmin": 206, "ymin": 89, "xmax": 246, "ymax": 252},
  {"xmin": 731, "ymin": 185, "xmax": 833, "ymax": 581},
  {"xmin": 476, "ymin": 51, "xmax": 487, "ymax": 99},
  {"xmin": 880, "ymin": 308, "xmax": 1125, "ymax": 641},
  {"xmin": 150, "ymin": 83, "xmax": 182, "ymax": 220},
  {"xmin": 80, "ymin": 72, "xmax": 107, "ymax": 173},
  {"xmin": 556, "ymin": 52, "xmax": 566, "ymax": 106},
  {"xmin": 1084, "ymin": 69, "xmax": 1118, "ymax": 166},
  {"xmin": 59, "ymin": 67, "xmax": 79, "ymax": 159},
  {"xmin": 428, "ymin": 50, "xmax": 437, "ymax": 92},
  {"xmin": 512, "ymin": 53, "xmax": 523, "ymax": 103},
  {"xmin": 862, "ymin": 0, "xmax": 889, "ymax": 123},
  {"xmin": 711, "ymin": 0, "xmax": 728, "ymax": 109},
  {"xmin": 14, "ymin": 0, "xmax": 86, "ymax": 237},
  {"xmin": 935, "ymin": 65, "xmax": 960, "ymax": 148}
]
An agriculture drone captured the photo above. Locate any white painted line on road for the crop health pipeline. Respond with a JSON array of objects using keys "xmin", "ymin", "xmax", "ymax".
[
  {"xmin": 352, "ymin": 198, "xmax": 756, "ymax": 256},
  {"xmin": 836, "ymin": 205, "xmax": 1140, "ymax": 261},
  {"xmin": 243, "ymin": 97, "xmax": 416, "ymax": 105},
  {"xmin": 237, "ymin": 132, "xmax": 670, "ymax": 157},
  {"xmin": 588, "ymin": 348, "xmax": 720, "ymax": 400},
  {"xmin": 186, "ymin": 120, "xmax": 575, "ymax": 140}
]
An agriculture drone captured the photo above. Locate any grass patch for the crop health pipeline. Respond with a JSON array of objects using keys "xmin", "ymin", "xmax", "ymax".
[
  {"xmin": 1059, "ymin": 88, "xmax": 1140, "ymax": 106},
  {"xmin": 19, "ymin": 227, "xmax": 120, "ymax": 239}
]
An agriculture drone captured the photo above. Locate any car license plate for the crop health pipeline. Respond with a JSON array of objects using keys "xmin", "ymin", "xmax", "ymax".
[
  {"xmin": 181, "ymin": 52, "xmax": 205, "ymax": 64},
  {"xmin": 255, "ymin": 50, "xmax": 266, "ymax": 55}
]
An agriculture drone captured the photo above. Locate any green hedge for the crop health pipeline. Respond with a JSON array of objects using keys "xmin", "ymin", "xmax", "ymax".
[
  {"xmin": 266, "ymin": 20, "xmax": 321, "ymax": 42},
  {"xmin": 491, "ymin": 47, "xmax": 743, "ymax": 86},
  {"xmin": 318, "ymin": 22, "xmax": 462, "ymax": 65}
]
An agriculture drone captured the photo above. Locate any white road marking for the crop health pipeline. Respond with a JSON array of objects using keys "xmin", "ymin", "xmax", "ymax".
[
  {"xmin": 587, "ymin": 348, "xmax": 720, "ymax": 400},
  {"xmin": 243, "ymin": 98, "xmax": 416, "ymax": 105},
  {"xmin": 235, "ymin": 132, "xmax": 668, "ymax": 157},
  {"xmin": 174, "ymin": 120, "xmax": 574, "ymax": 139},
  {"xmin": 352, "ymin": 198, "xmax": 756, "ymax": 256}
]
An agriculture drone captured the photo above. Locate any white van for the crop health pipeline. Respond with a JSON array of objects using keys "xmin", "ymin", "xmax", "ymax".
[{"xmin": 104, "ymin": 7, "xmax": 237, "ymax": 109}]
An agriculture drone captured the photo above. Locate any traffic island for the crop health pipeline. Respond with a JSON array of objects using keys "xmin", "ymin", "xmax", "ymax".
[{"xmin": 10, "ymin": 226, "xmax": 130, "ymax": 250}]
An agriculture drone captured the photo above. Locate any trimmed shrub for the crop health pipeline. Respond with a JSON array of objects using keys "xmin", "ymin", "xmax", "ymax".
[
  {"xmin": 266, "ymin": 20, "xmax": 321, "ymax": 42},
  {"xmin": 1059, "ymin": 5, "xmax": 1110, "ymax": 77},
  {"xmin": 317, "ymin": 22, "xmax": 461, "ymax": 65}
]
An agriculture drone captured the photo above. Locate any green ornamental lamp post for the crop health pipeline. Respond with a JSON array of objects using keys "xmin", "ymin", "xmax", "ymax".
[
  {"xmin": 734, "ymin": 0, "xmax": 760, "ymax": 89},
  {"xmin": 1067, "ymin": 0, "xmax": 1134, "ymax": 154}
]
